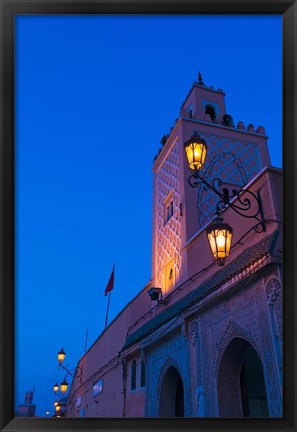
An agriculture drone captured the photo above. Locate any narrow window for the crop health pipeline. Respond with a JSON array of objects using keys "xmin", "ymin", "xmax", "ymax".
[
  {"xmin": 164, "ymin": 192, "xmax": 174, "ymax": 225},
  {"xmin": 187, "ymin": 103, "xmax": 193, "ymax": 118},
  {"xmin": 131, "ymin": 360, "xmax": 137, "ymax": 391},
  {"xmin": 205, "ymin": 104, "xmax": 216, "ymax": 120},
  {"xmin": 164, "ymin": 258, "xmax": 175, "ymax": 294},
  {"xmin": 140, "ymin": 360, "xmax": 146, "ymax": 388}
]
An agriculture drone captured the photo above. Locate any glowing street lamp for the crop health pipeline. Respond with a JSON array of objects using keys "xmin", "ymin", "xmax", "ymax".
[
  {"xmin": 58, "ymin": 348, "xmax": 66, "ymax": 364},
  {"xmin": 184, "ymin": 134, "xmax": 207, "ymax": 173},
  {"xmin": 53, "ymin": 346, "xmax": 82, "ymax": 409},
  {"xmin": 206, "ymin": 215, "xmax": 233, "ymax": 266},
  {"xmin": 60, "ymin": 378, "xmax": 68, "ymax": 394}
]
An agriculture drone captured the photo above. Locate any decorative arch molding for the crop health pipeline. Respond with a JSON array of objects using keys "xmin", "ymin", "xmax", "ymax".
[
  {"xmin": 156, "ymin": 357, "xmax": 184, "ymax": 402},
  {"xmin": 156, "ymin": 357, "xmax": 186, "ymax": 417},
  {"xmin": 212, "ymin": 319, "xmax": 259, "ymax": 375}
]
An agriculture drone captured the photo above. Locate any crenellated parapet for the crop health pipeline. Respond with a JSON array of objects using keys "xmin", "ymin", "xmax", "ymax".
[{"xmin": 154, "ymin": 72, "xmax": 267, "ymax": 163}]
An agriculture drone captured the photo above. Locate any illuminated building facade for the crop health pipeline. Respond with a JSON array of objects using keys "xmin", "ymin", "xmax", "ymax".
[{"xmin": 66, "ymin": 75, "xmax": 282, "ymax": 418}]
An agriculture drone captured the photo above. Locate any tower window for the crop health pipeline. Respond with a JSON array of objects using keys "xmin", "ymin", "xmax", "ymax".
[
  {"xmin": 205, "ymin": 104, "xmax": 216, "ymax": 120},
  {"xmin": 187, "ymin": 103, "xmax": 193, "ymax": 118},
  {"xmin": 164, "ymin": 192, "xmax": 174, "ymax": 225}
]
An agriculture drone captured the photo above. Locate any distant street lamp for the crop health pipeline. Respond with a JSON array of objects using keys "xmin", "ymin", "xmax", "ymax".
[
  {"xmin": 53, "ymin": 347, "xmax": 82, "ymax": 395},
  {"xmin": 60, "ymin": 378, "xmax": 68, "ymax": 394},
  {"xmin": 52, "ymin": 347, "xmax": 82, "ymax": 416},
  {"xmin": 58, "ymin": 347, "xmax": 66, "ymax": 364},
  {"xmin": 184, "ymin": 134, "xmax": 267, "ymax": 265}
]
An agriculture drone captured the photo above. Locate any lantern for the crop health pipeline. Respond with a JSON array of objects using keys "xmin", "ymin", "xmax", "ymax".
[
  {"xmin": 53, "ymin": 383, "xmax": 59, "ymax": 393},
  {"xmin": 206, "ymin": 215, "xmax": 233, "ymax": 266},
  {"xmin": 60, "ymin": 378, "xmax": 68, "ymax": 394},
  {"xmin": 55, "ymin": 403, "xmax": 61, "ymax": 412},
  {"xmin": 147, "ymin": 287, "xmax": 162, "ymax": 301},
  {"xmin": 184, "ymin": 134, "xmax": 207, "ymax": 173},
  {"xmin": 58, "ymin": 347, "xmax": 66, "ymax": 364}
]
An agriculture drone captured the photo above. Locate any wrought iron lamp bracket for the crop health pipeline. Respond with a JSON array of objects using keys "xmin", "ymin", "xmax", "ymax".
[
  {"xmin": 188, "ymin": 173, "xmax": 266, "ymax": 233},
  {"xmin": 57, "ymin": 363, "xmax": 82, "ymax": 379}
]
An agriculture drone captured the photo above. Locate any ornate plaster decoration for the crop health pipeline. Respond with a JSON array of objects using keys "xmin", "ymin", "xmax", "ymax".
[
  {"xmin": 189, "ymin": 319, "xmax": 200, "ymax": 346},
  {"xmin": 266, "ymin": 278, "xmax": 282, "ymax": 307},
  {"xmin": 197, "ymin": 134, "xmax": 261, "ymax": 228},
  {"xmin": 155, "ymin": 139, "xmax": 182, "ymax": 288}
]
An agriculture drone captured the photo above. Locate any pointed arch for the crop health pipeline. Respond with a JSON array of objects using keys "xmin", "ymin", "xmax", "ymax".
[
  {"xmin": 212, "ymin": 319, "xmax": 259, "ymax": 376},
  {"xmin": 217, "ymin": 337, "xmax": 268, "ymax": 417}
]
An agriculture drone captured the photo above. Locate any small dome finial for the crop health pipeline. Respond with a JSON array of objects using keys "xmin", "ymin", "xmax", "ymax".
[{"xmin": 198, "ymin": 71, "xmax": 204, "ymax": 86}]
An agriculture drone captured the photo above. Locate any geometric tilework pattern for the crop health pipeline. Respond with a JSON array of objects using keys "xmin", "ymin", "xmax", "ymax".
[
  {"xmin": 197, "ymin": 134, "xmax": 262, "ymax": 228},
  {"xmin": 155, "ymin": 139, "xmax": 181, "ymax": 289}
]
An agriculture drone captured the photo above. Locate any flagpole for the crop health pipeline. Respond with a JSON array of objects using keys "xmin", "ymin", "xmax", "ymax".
[
  {"xmin": 84, "ymin": 327, "xmax": 89, "ymax": 353},
  {"xmin": 105, "ymin": 290, "xmax": 111, "ymax": 329}
]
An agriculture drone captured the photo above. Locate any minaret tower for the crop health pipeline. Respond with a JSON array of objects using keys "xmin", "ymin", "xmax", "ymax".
[{"xmin": 152, "ymin": 72, "xmax": 270, "ymax": 294}]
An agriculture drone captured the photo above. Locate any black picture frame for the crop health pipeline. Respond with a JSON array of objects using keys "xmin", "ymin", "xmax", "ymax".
[{"xmin": 0, "ymin": 1, "xmax": 296, "ymax": 431}]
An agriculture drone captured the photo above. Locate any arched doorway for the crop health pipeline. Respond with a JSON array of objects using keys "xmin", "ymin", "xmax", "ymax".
[
  {"xmin": 159, "ymin": 366, "xmax": 184, "ymax": 417},
  {"xmin": 217, "ymin": 337, "xmax": 269, "ymax": 417}
]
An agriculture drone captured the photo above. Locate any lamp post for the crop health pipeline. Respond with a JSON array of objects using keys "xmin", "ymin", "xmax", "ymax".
[
  {"xmin": 53, "ymin": 347, "xmax": 82, "ymax": 393},
  {"xmin": 52, "ymin": 347, "xmax": 82, "ymax": 417},
  {"xmin": 184, "ymin": 134, "xmax": 267, "ymax": 265}
]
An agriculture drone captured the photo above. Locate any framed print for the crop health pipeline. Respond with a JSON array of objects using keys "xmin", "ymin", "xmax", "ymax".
[{"xmin": 0, "ymin": 1, "xmax": 296, "ymax": 432}]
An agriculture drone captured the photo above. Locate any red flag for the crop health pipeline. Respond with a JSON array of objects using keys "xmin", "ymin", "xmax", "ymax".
[{"xmin": 104, "ymin": 264, "xmax": 115, "ymax": 296}]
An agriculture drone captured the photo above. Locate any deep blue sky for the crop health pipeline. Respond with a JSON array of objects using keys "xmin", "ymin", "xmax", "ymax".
[{"xmin": 15, "ymin": 15, "xmax": 282, "ymax": 417}]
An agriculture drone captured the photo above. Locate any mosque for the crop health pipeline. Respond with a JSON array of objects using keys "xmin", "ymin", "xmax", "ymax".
[{"xmin": 65, "ymin": 74, "xmax": 282, "ymax": 418}]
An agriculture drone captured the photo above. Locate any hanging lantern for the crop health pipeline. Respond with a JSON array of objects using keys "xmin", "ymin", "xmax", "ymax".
[
  {"xmin": 53, "ymin": 383, "xmax": 59, "ymax": 393},
  {"xmin": 60, "ymin": 378, "xmax": 68, "ymax": 394},
  {"xmin": 206, "ymin": 215, "xmax": 233, "ymax": 266},
  {"xmin": 184, "ymin": 134, "xmax": 207, "ymax": 173},
  {"xmin": 58, "ymin": 347, "xmax": 66, "ymax": 364},
  {"xmin": 55, "ymin": 403, "xmax": 61, "ymax": 412},
  {"xmin": 54, "ymin": 400, "xmax": 58, "ymax": 407}
]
